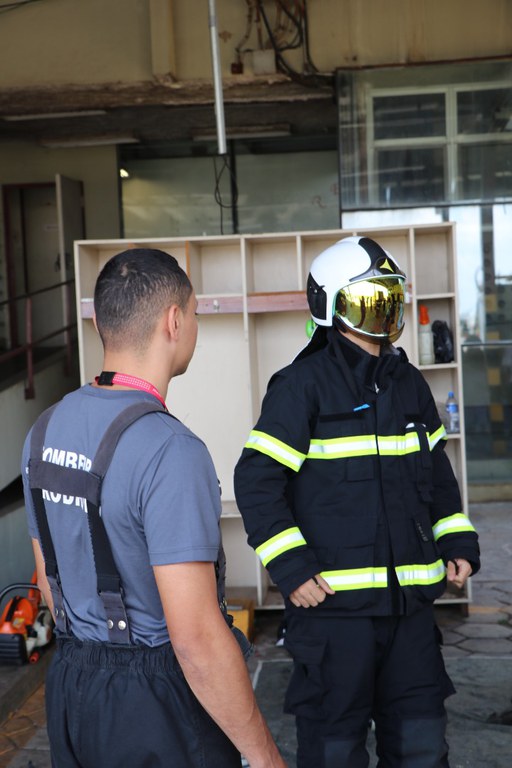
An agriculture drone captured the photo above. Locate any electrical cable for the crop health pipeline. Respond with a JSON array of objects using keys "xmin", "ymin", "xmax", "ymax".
[
  {"xmin": 235, "ymin": 0, "xmax": 255, "ymax": 62},
  {"xmin": 256, "ymin": 0, "xmax": 333, "ymax": 87},
  {"xmin": 0, "ymin": 0, "xmax": 43, "ymax": 13},
  {"xmin": 255, "ymin": 0, "xmax": 297, "ymax": 77},
  {"xmin": 302, "ymin": 0, "xmax": 319, "ymax": 73},
  {"xmin": 272, "ymin": 0, "xmax": 302, "ymax": 52},
  {"xmin": 213, "ymin": 153, "xmax": 238, "ymax": 235}
]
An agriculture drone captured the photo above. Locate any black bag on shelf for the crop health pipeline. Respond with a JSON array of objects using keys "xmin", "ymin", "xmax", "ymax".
[{"xmin": 432, "ymin": 320, "xmax": 454, "ymax": 363}]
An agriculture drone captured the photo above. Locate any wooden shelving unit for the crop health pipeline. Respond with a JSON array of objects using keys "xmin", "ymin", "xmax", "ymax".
[{"xmin": 75, "ymin": 224, "xmax": 470, "ymax": 610}]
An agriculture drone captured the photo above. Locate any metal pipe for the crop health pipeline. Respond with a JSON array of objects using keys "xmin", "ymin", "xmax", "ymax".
[{"xmin": 208, "ymin": 0, "xmax": 227, "ymax": 155}]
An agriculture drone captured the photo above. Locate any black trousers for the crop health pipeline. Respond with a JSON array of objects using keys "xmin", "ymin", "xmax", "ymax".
[
  {"xmin": 283, "ymin": 606, "xmax": 455, "ymax": 768},
  {"xmin": 45, "ymin": 636, "xmax": 242, "ymax": 768}
]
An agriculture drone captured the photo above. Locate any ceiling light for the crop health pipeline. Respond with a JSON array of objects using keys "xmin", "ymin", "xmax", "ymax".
[
  {"xmin": 3, "ymin": 110, "xmax": 107, "ymax": 121},
  {"xmin": 40, "ymin": 134, "xmax": 139, "ymax": 148},
  {"xmin": 193, "ymin": 124, "xmax": 291, "ymax": 141},
  {"xmin": 119, "ymin": 168, "xmax": 130, "ymax": 178}
]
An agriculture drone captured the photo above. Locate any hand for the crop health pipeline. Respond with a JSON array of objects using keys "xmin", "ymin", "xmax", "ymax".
[
  {"xmin": 446, "ymin": 558, "xmax": 472, "ymax": 589},
  {"xmin": 289, "ymin": 574, "xmax": 335, "ymax": 608}
]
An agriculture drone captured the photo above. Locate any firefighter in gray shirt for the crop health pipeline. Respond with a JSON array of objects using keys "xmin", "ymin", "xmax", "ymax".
[{"xmin": 22, "ymin": 248, "xmax": 286, "ymax": 768}]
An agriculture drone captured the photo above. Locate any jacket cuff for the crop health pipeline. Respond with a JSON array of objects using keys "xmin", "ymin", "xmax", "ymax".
[
  {"xmin": 267, "ymin": 553, "xmax": 323, "ymax": 599},
  {"xmin": 442, "ymin": 547, "xmax": 481, "ymax": 576}
]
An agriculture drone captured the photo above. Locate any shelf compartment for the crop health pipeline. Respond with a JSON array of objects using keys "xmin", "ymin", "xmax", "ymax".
[
  {"xmin": 244, "ymin": 235, "xmax": 301, "ymax": 293},
  {"xmin": 187, "ymin": 238, "xmax": 243, "ymax": 295},
  {"xmin": 414, "ymin": 226, "xmax": 455, "ymax": 295}
]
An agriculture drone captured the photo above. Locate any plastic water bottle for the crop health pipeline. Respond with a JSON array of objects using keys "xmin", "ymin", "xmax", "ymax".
[{"xmin": 445, "ymin": 391, "xmax": 460, "ymax": 433}]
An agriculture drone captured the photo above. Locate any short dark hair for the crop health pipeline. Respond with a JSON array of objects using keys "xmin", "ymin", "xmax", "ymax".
[{"xmin": 94, "ymin": 248, "xmax": 193, "ymax": 351}]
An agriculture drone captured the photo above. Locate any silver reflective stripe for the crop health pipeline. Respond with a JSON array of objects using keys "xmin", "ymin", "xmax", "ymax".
[
  {"xmin": 245, "ymin": 430, "xmax": 305, "ymax": 472},
  {"xmin": 377, "ymin": 433, "xmax": 421, "ymax": 455},
  {"xmin": 249, "ymin": 428, "xmax": 444, "ymax": 465},
  {"xmin": 433, "ymin": 512, "xmax": 476, "ymax": 541},
  {"xmin": 395, "ymin": 559, "xmax": 446, "ymax": 586},
  {"xmin": 308, "ymin": 430, "xmax": 438, "ymax": 459},
  {"xmin": 256, "ymin": 527, "xmax": 307, "ymax": 566},
  {"xmin": 308, "ymin": 436, "xmax": 377, "ymax": 459},
  {"xmin": 320, "ymin": 567, "xmax": 388, "ymax": 591}
]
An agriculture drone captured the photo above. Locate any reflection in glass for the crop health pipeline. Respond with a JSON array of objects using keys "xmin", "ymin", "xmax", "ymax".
[
  {"xmin": 335, "ymin": 277, "xmax": 405, "ymax": 342},
  {"xmin": 458, "ymin": 143, "xmax": 512, "ymax": 201},
  {"xmin": 373, "ymin": 93, "xmax": 446, "ymax": 140},
  {"xmin": 463, "ymin": 341, "xmax": 512, "ymax": 485},
  {"xmin": 457, "ymin": 88, "xmax": 511, "ymax": 134},
  {"xmin": 377, "ymin": 147, "xmax": 445, "ymax": 205}
]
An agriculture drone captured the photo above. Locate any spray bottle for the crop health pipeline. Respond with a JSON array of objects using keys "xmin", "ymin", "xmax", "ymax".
[{"xmin": 418, "ymin": 305, "xmax": 435, "ymax": 365}]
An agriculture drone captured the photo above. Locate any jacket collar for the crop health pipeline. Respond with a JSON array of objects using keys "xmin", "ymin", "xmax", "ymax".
[{"xmin": 328, "ymin": 327, "xmax": 407, "ymax": 397}]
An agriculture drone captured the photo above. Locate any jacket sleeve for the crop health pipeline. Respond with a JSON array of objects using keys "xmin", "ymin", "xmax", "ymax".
[
  {"xmin": 234, "ymin": 372, "xmax": 322, "ymax": 598},
  {"xmin": 416, "ymin": 373, "xmax": 481, "ymax": 574}
]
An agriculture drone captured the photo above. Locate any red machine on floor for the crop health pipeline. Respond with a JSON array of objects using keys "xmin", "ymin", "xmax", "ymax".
[{"xmin": 0, "ymin": 572, "xmax": 53, "ymax": 665}]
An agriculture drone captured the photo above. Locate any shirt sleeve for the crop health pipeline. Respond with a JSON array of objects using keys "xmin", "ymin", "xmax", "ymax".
[
  {"xmin": 140, "ymin": 432, "xmax": 222, "ymax": 566},
  {"xmin": 21, "ymin": 430, "xmax": 39, "ymax": 539}
]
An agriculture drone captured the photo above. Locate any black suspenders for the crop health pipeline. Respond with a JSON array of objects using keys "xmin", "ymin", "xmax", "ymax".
[{"xmin": 28, "ymin": 401, "xmax": 168, "ymax": 644}]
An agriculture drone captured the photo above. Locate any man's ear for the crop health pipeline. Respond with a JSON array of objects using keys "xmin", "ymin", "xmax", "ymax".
[
  {"xmin": 92, "ymin": 313, "xmax": 99, "ymax": 333},
  {"xmin": 166, "ymin": 304, "xmax": 181, "ymax": 340}
]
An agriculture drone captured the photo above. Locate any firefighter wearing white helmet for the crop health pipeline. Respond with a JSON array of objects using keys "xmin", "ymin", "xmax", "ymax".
[
  {"xmin": 235, "ymin": 234, "xmax": 480, "ymax": 768},
  {"xmin": 307, "ymin": 235, "xmax": 406, "ymax": 341}
]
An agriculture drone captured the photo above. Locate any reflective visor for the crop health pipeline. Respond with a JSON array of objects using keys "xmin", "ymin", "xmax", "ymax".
[{"xmin": 335, "ymin": 276, "xmax": 405, "ymax": 341}]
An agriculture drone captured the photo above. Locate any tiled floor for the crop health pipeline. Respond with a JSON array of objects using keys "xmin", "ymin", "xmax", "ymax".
[{"xmin": 0, "ymin": 502, "xmax": 511, "ymax": 767}]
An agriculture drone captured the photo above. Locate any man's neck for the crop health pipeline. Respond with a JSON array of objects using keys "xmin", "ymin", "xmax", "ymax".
[
  {"xmin": 340, "ymin": 329, "xmax": 381, "ymax": 357},
  {"xmin": 94, "ymin": 355, "xmax": 168, "ymax": 401}
]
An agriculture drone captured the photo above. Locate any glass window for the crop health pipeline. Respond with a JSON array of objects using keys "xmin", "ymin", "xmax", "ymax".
[
  {"xmin": 236, "ymin": 151, "xmax": 338, "ymax": 234},
  {"xmin": 457, "ymin": 88, "xmax": 512, "ymax": 134},
  {"xmin": 458, "ymin": 143, "xmax": 512, "ymax": 200},
  {"xmin": 377, "ymin": 147, "xmax": 445, "ymax": 206},
  {"xmin": 337, "ymin": 61, "xmax": 512, "ymax": 211},
  {"xmin": 373, "ymin": 92, "xmax": 445, "ymax": 140},
  {"xmin": 121, "ymin": 142, "xmax": 339, "ymax": 237}
]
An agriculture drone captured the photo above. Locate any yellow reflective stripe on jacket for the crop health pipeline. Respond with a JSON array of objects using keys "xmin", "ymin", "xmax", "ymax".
[
  {"xmin": 377, "ymin": 432, "xmax": 421, "ymax": 455},
  {"xmin": 320, "ymin": 567, "xmax": 388, "ymax": 591},
  {"xmin": 246, "ymin": 426, "xmax": 444, "ymax": 466},
  {"xmin": 429, "ymin": 424, "xmax": 447, "ymax": 448},
  {"xmin": 255, "ymin": 527, "xmax": 307, "ymax": 566},
  {"xmin": 245, "ymin": 430, "xmax": 305, "ymax": 472},
  {"xmin": 308, "ymin": 436, "xmax": 378, "ymax": 459},
  {"xmin": 433, "ymin": 512, "xmax": 476, "ymax": 541},
  {"xmin": 308, "ymin": 429, "xmax": 440, "ymax": 460},
  {"xmin": 395, "ymin": 559, "xmax": 446, "ymax": 586}
]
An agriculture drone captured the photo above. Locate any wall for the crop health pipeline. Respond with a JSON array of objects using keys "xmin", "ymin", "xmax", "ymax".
[
  {"xmin": 0, "ymin": 0, "xmax": 153, "ymax": 86},
  {"xmin": 0, "ymin": 144, "xmax": 120, "ymax": 239},
  {"xmin": 0, "ymin": 358, "xmax": 80, "ymax": 491},
  {"xmin": 0, "ymin": 503, "xmax": 35, "ymax": 589},
  {"xmin": 0, "ymin": 0, "xmax": 510, "ymax": 89}
]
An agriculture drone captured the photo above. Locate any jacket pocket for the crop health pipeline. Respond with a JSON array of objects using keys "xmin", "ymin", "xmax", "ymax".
[
  {"xmin": 412, "ymin": 513, "xmax": 441, "ymax": 563},
  {"xmin": 283, "ymin": 635, "xmax": 327, "ymax": 720}
]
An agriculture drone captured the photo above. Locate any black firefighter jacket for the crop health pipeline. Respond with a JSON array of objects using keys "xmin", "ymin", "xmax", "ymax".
[{"xmin": 234, "ymin": 328, "xmax": 480, "ymax": 617}]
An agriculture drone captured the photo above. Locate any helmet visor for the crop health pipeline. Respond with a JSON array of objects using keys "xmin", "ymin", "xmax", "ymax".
[{"xmin": 335, "ymin": 277, "xmax": 405, "ymax": 341}]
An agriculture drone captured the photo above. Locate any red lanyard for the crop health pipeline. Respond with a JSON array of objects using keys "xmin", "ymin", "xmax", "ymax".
[{"xmin": 95, "ymin": 371, "xmax": 167, "ymax": 409}]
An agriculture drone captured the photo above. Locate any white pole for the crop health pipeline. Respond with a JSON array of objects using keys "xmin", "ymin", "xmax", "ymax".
[{"xmin": 208, "ymin": 0, "xmax": 227, "ymax": 155}]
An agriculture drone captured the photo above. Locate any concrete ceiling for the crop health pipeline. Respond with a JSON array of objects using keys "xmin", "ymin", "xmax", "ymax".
[{"xmin": 0, "ymin": 76, "xmax": 338, "ymax": 153}]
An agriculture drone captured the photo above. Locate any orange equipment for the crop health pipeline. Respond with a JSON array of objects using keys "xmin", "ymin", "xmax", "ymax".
[{"xmin": 0, "ymin": 571, "xmax": 53, "ymax": 665}]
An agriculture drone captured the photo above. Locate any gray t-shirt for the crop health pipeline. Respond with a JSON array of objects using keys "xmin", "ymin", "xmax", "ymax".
[{"xmin": 22, "ymin": 385, "xmax": 223, "ymax": 646}]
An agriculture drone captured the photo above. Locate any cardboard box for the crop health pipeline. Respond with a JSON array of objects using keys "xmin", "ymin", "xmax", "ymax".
[{"xmin": 227, "ymin": 598, "xmax": 254, "ymax": 641}]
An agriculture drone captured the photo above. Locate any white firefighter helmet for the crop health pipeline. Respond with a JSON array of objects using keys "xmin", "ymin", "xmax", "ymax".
[{"xmin": 306, "ymin": 236, "xmax": 406, "ymax": 343}]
